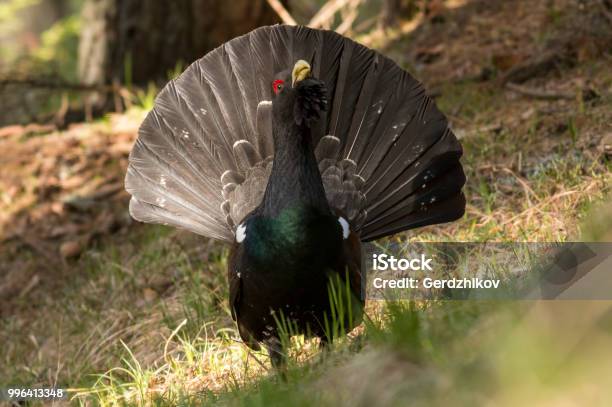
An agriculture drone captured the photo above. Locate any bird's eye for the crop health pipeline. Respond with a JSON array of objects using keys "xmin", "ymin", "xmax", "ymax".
[{"xmin": 273, "ymin": 79, "xmax": 284, "ymax": 95}]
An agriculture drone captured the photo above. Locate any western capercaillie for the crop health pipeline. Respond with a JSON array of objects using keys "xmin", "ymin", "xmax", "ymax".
[{"xmin": 125, "ymin": 25, "xmax": 466, "ymax": 367}]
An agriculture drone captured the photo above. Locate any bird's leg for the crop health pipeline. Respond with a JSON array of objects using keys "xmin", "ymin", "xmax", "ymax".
[
  {"xmin": 318, "ymin": 335, "xmax": 330, "ymax": 351},
  {"xmin": 265, "ymin": 337, "xmax": 286, "ymax": 373},
  {"xmin": 316, "ymin": 334, "xmax": 332, "ymax": 366}
]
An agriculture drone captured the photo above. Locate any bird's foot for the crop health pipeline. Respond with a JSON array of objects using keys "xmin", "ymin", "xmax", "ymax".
[{"xmin": 265, "ymin": 338, "xmax": 287, "ymax": 380}]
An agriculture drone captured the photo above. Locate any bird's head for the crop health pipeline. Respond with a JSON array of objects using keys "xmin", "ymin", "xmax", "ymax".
[{"xmin": 271, "ymin": 60, "xmax": 327, "ymax": 127}]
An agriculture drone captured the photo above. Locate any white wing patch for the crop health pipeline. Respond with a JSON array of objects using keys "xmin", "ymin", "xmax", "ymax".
[
  {"xmin": 236, "ymin": 223, "xmax": 247, "ymax": 243},
  {"xmin": 232, "ymin": 139, "xmax": 250, "ymax": 149},
  {"xmin": 338, "ymin": 217, "xmax": 350, "ymax": 239}
]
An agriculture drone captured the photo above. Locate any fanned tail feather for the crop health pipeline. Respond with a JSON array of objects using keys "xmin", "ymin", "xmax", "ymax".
[{"xmin": 125, "ymin": 24, "xmax": 465, "ymax": 242}]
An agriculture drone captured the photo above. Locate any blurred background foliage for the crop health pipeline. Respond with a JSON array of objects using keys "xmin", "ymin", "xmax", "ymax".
[
  {"xmin": 1, "ymin": 0, "xmax": 84, "ymax": 125},
  {"xmin": 0, "ymin": 0, "xmax": 82, "ymax": 78},
  {"xmin": 31, "ymin": 14, "xmax": 80, "ymax": 79},
  {"xmin": 0, "ymin": 0, "xmax": 424, "ymax": 126}
]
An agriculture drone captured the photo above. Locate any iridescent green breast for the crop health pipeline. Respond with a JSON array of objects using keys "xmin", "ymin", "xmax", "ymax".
[{"xmin": 243, "ymin": 204, "xmax": 343, "ymax": 271}]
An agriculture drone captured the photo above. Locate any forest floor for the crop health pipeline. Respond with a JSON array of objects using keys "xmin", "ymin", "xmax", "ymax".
[{"xmin": 1, "ymin": 0, "xmax": 611, "ymax": 405}]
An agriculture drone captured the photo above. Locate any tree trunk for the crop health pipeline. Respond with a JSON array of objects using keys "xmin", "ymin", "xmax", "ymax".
[
  {"xmin": 78, "ymin": 0, "xmax": 282, "ymax": 86},
  {"xmin": 378, "ymin": 0, "xmax": 418, "ymax": 30}
]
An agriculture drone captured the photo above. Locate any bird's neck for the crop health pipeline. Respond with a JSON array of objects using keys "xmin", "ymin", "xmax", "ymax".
[{"xmin": 260, "ymin": 120, "xmax": 329, "ymax": 217}]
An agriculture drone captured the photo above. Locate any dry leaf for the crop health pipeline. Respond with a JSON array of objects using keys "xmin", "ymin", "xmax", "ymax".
[
  {"xmin": 142, "ymin": 288, "xmax": 158, "ymax": 302},
  {"xmin": 60, "ymin": 240, "xmax": 81, "ymax": 259}
]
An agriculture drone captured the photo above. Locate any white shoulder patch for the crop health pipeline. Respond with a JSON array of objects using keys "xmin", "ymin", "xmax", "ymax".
[
  {"xmin": 232, "ymin": 139, "xmax": 250, "ymax": 149},
  {"xmin": 236, "ymin": 223, "xmax": 247, "ymax": 243},
  {"xmin": 338, "ymin": 217, "xmax": 350, "ymax": 239}
]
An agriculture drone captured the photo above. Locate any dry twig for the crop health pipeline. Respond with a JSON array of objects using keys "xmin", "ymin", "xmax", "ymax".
[
  {"xmin": 501, "ymin": 167, "xmax": 540, "ymax": 207},
  {"xmin": 336, "ymin": 0, "xmax": 362, "ymax": 34},
  {"xmin": 499, "ymin": 49, "xmax": 565, "ymax": 85},
  {"xmin": 506, "ymin": 82, "xmax": 575, "ymax": 100},
  {"xmin": 308, "ymin": 0, "xmax": 351, "ymax": 28},
  {"xmin": 266, "ymin": 0, "xmax": 297, "ymax": 25},
  {"xmin": 0, "ymin": 77, "xmax": 116, "ymax": 92},
  {"xmin": 598, "ymin": 0, "xmax": 612, "ymax": 24}
]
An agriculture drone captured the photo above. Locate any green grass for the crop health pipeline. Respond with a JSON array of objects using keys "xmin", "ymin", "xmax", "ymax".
[
  {"xmin": 72, "ymin": 299, "xmax": 508, "ymax": 406},
  {"xmin": 67, "ymin": 296, "xmax": 612, "ymax": 406},
  {"xmin": 1, "ymin": 226, "xmax": 229, "ymax": 392}
]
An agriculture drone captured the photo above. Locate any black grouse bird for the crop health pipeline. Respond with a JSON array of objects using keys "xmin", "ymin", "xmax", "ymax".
[{"xmin": 125, "ymin": 25, "xmax": 465, "ymax": 367}]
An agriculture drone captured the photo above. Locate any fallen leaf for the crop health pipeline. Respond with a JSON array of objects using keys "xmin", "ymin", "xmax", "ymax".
[
  {"xmin": 492, "ymin": 53, "xmax": 526, "ymax": 72},
  {"xmin": 94, "ymin": 210, "xmax": 117, "ymax": 234},
  {"xmin": 60, "ymin": 175, "xmax": 87, "ymax": 190},
  {"xmin": 415, "ymin": 44, "xmax": 445, "ymax": 64},
  {"xmin": 47, "ymin": 223, "xmax": 79, "ymax": 238},
  {"xmin": 19, "ymin": 274, "xmax": 40, "ymax": 298},
  {"xmin": 0, "ymin": 125, "xmax": 24, "ymax": 138},
  {"xmin": 142, "ymin": 288, "xmax": 158, "ymax": 302},
  {"xmin": 60, "ymin": 240, "xmax": 81, "ymax": 259},
  {"xmin": 600, "ymin": 133, "xmax": 612, "ymax": 157},
  {"xmin": 62, "ymin": 195, "xmax": 97, "ymax": 212},
  {"xmin": 521, "ymin": 108, "xmax": 535, "ymax": 120},
  {"xmin": 50, "ymin": 201, "xmax": 64, "ymax": 215}
]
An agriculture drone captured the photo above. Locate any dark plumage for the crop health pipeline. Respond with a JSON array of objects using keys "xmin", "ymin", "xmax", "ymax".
[
  {"xmin": 124, "ymin": 25, "xmax": 466, "ymax": 367},
  {"xmin": 228, "ymin": 68, "xmax": 362, "ymax": 366}
]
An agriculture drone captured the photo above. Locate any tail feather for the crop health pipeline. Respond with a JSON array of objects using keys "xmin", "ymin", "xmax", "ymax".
[
  {"xmin": 343, "ymin": 54, "xmax": 384, "ymax": 161},
  {"xmin": 152, "ymin": 84, "xmax": 227, "ymax": 175},
  {"xmin": 129, "ymin": 198, "xmax": 229, "ymax": 241},
  {"xmin": 329, "ymin": 42, "xmax": 374, "ymax": 141},
  {"xmin": 225, "ymin": 36, "xmax": 262, "ymax": 144},
  {"xmin": 270, "ymin": 25, "xmax": 294, "ymax": 74},
  {"xmin": 127, "ymin": 141, "xmax": 222, "ymax": 220},
  {"xmin": 125, "ymin": 25, "xmax": 465, "ymax": 242},
  {"xmin": 249, "ymin": 26, "xmax": 275, "ymax": 102},
  {"xmin": 291, "ymin": 25, "xmax": 321, "ymax": 66},
  {"xmin": 180, "ymin": 65, "xmax": 238, "ymax": 165},
  {"xmin": 132, "ymin": 113, "xmax": 219, "ymax": 196},
  {"xmin": 367, "ymin": 154, "xmax": 464, "ymax": 222},
  {"xmin": 199, "ymin": 49, "xmax": 251, "ymax": 149},
  {"xmin": 358, "ymin": 76, "xmax": 432, "ymax": 184},
  {"xmin": 363, "ymin": 163, "xmax": 465, "ymax": 231},
  {"xmin": 311, "ymin": 29, "xmax": 345, "ymax": 145},
  {"xmin": 362, "ymin": 193, "xmax": 466, "ymax": 242},
  {"xmin": 365, "ymin": 127, "xmax": 460, "ymax": 208},
  {"xmin": 256, "ymin": 101, "xmax": 274, "ymax": 157}
]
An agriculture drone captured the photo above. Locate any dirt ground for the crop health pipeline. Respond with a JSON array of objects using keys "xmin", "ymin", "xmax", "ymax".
[{"xmin": 1, "ymin": 114, "xmax": 139, "ymax": 313}]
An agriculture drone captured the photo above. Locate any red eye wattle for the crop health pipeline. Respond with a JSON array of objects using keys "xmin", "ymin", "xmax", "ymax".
[{"xmin": 273, "ymin": 79, "xmax": 284, "ymax": 94}]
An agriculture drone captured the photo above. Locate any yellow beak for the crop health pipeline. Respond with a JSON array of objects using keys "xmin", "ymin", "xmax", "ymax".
[{"xmin": 292, "ymin": 60, "xmax": 311, "ymax": 87}]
